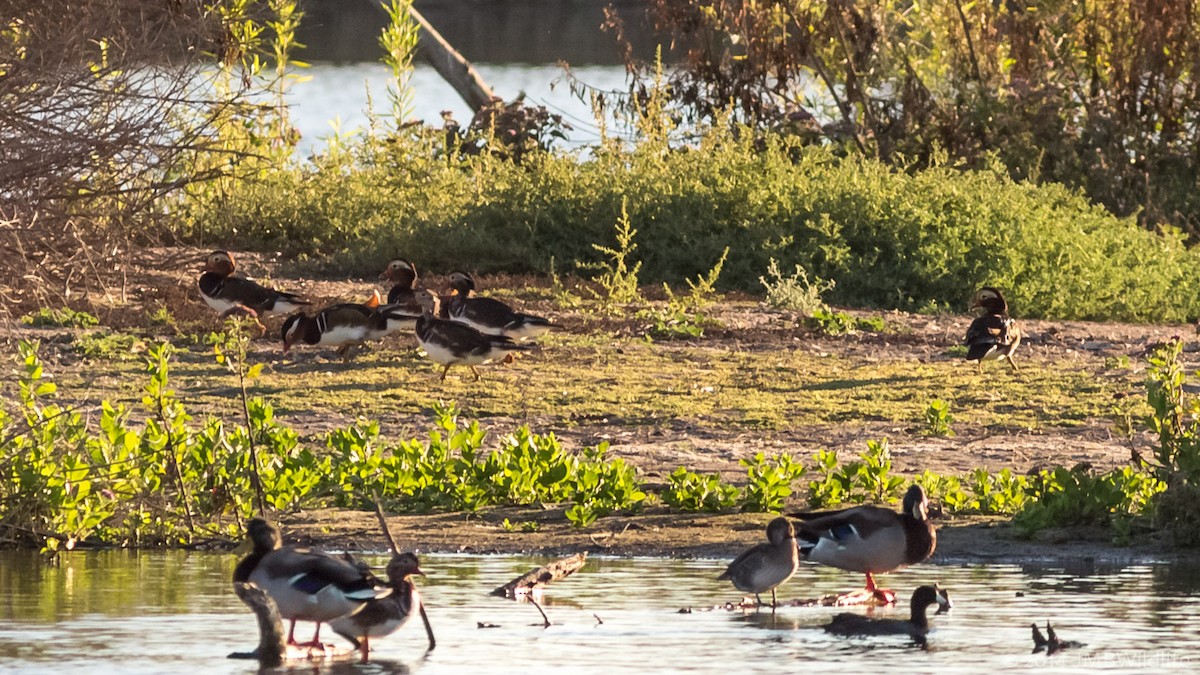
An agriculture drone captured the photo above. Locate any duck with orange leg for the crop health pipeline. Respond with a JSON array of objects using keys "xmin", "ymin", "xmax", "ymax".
[
  {"xmin": 789, "ymin": 484, "xmax": 936, "ymax": 606},
  {"xmin": 414, "ymin": 290, "xmax": 529, "ymax": 381},
  {"xmin": 329, "ymin": 552, "xmax": 427, "ymax": 663},
  {"xmin": 197, "ymin": 251, "xmax": 309, "ymax": 333},
  {"xmin": 233, "ymin": 518, "xmax": 390, "ymax": 651}
]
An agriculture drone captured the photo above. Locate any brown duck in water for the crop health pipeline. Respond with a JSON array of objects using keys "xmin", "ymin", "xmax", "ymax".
[
  {"xmin": 1032, "ymin": 621, "xmax": 1085, "ymax": 654},
  {"xmin": 717, "ymin": 517, "xmax": 799, "ymax": 608},
  {"xmin": 330, "ymin": 552, "xmax": 426, "ymax": 663}
]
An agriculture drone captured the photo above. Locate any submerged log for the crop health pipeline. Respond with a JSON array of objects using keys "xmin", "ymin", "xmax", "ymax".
[
  {"xmin": 230, "ymin": 582, "xmax": 353, "ymax": 664},
  {"xmin": 490, "ymin": 552, "xmax": 588, "ymax": 599}
]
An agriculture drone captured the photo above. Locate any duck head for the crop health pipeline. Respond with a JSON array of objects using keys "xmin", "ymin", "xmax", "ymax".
[
  {"xmin": 245, "ymin": 517, "xmax": 282, "ymax": 553},
  {"xmin": 903, "ymin": 484, "xmax": 930, "ymax": 523},
  {"xmin": 380, "ymin": 258, "xmax": 418, "ymax": 287},
  {"xmin": 765, "ymin": 517, "xmax": 796, "ymax": 545},
  {"xmin": 202, "ymin": 250, "xmax": 236, "ymax": 276},
  {"xmin": 971, "ymin": 287, "xmax": 1008, "ymax": 315},
  {"xmin": 911, "ymin": 583, "xmax": 952, "ymax": 613},
  {"xmin": 445, "ymin": 271, "xmax": 476, "ymax": 297},
  {"xmin": 386, "ymin": 552, "xmax": 425, "ymax": 583},
  {"xmin": 280, "ymin": 313, "xmax": 310, "ymax": 354}
]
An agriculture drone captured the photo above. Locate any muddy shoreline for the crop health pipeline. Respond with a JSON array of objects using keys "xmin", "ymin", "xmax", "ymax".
[{"xmin": 275, "ymin": 508, "xmax": 1188, "ymax": 567}]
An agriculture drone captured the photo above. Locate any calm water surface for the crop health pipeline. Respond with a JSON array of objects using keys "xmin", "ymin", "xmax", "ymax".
[
  {"xmin": 290, "ymin": 62, "xmax": 630, "ymax": 156},
  {"xmin": 1, "ymin": 552, "xmax": 1198, "ymax": 673}
]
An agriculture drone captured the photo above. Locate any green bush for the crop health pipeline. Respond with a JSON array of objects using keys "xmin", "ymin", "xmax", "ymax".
[{"xmin": 172, "ymin": 131, "xmax": 1200, "ymax": 322}]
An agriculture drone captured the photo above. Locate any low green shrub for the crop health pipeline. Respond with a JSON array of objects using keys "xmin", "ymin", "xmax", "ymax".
[
  {"xmin": 21, "ymin": 308, "xmax": 99, "ymax": 328},
  {"xmin": 663, "ymin": 467, "xmax": 740, "ymax": 512},
  {"xmin": 173, "ymin": 129, "xmax": 1200, "ymax": 323}
]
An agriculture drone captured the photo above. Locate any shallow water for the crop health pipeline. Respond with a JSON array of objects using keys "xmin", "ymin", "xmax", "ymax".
[
  {"xmin": 290, "ymin": 62, "xmax": 630, "ymax": 156},
  {"xmin": 1, "ymin": 551, "xmax": 1198, "ymax": 673}
]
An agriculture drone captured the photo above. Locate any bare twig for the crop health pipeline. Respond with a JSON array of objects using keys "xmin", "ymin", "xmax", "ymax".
[
  {"xmin": 371, "ymin": 490, "xmax": 436, "ymax": 651},
  {"xmin": 529, "ymin": 597, "xmax": 552, "ymax": 628}
]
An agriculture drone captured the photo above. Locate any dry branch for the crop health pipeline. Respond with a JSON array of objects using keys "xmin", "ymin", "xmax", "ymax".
[
  {"xmin": 490, "ymin": 552, "xmax": 588, "ymax": 599},
  {"xmin": 230, "ymin": 582, "xmax": 286, "ymax": 667}
]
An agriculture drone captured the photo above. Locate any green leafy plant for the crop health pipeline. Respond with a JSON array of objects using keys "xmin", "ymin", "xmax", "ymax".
[
  {"xmin": 20, "ymin": 308, "xmax": 99, "ymax": 328},
  {"xmin": 1014, "ymin": 465, "xmax": 1163, "ymax": 543},
  {"xmin": 924, "ymin": 399, "xmax": 955, "ymax": 437},
  {"xmin": 760, "ymin": 258, "xmax": 834, "ymax": 315},
  {"xmin": 739, "ymin": 452, "xmax": 806, "ymax": 512},
  {"xmin": 806, "ymin": 308, "xmax": 857, "ymax": 336},
  {"xmin": 663, "ymin": 467, "xmax": 740, "ymax": 512},
  {"xmin": 855, "ymin": 316, "xmax": 887, "ymax": 332},
  {"xmin": 72, "ymin": 331, "xmax": 142, "ymax": 359},
  {"xmin": 580, "ymin": 197, "xmax": 642, "ymax": 307}
]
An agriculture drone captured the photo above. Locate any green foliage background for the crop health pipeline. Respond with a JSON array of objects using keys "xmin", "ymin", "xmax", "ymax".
[{"xmin": 175, "ymin": 133, "xmax": 1200, "ymax": 323}]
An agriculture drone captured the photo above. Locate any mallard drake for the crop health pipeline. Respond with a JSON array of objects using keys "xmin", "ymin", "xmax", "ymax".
[
  {"xmin": 824, "ymin": 584, "xmax": 951, "ymax": 644},
  {"xmin": 198, "ymin": 251, "xmax": 309, "ymax": 319},
  {"xmin": 1032, "ymin": 622, "xmax": 1084, "ymax": 654},
  {"xmin": 965, "ymin": 287, "xmax": 1021, "ymax": 371},
  {"xmin": 329, "ymin": 552, "xmax": 424, "ymax": 663},
  {"xmin": 444, "ymin": 271, "xmax": 554, "ymax": 341},
  {"xmin": 232, "ymin": 517, "xmax": 390, "ymax": 648},
  {"xmin": 281, "ymin": 302, "xmax": 414, "ymax": 360},
  {"xmin": 717, "ymin": 517, "xmax": 799, "ymax": 607},
  {"xmin": 789, "ymin": 484, "xmax": 937, "ymax": 605},
  {"xmin": 414, "ymin": 291, "xmax": 530, "ymax": 381}
]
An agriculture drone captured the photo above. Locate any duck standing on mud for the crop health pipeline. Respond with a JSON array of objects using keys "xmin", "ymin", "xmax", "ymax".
[
  {"xmin": 197, "ymin": 251, "xmax": 309, "ymax": 334},
  {"xmin": 965, "ymin": 287, "xmax": 1021, "ymax": 372}
]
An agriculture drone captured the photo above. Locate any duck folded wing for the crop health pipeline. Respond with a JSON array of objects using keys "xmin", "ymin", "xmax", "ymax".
[
  {"xmin": 220, "ymin": 276, "xmax": 307, "ymax": 313},
  {"xmin": 791, "ymin": 505, "xmax": 908, "ymax": 572},
  {"xmin": 260, "ymin": 546, "xmax": 390, "ymax": 601}
]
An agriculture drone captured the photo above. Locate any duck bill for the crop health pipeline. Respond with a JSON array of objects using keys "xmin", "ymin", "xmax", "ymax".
[{"xmin": 935, "ymin": 587, "xmax": 953, "ymax": 612}]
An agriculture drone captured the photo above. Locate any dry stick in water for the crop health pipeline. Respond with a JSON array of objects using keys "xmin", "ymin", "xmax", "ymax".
[
  {"xmin": 490, "ymin": 552, "xmax": 588, "ymax": 598},
  {"xmin": 529, "ymin": 597, "xmax": 552, "ymax": 628},
  {"xmin": 372, "ymin": 492, "xmax": 436, "ymax": 650}
]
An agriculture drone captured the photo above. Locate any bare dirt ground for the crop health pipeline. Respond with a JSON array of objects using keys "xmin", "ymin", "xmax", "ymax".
[{"xmin": 4, "ymin": 246, "xmax": 1198, "ymax": 562}]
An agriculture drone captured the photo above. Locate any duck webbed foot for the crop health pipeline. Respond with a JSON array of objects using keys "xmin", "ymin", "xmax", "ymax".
[{"xmin": 833, "ymin": 573, "xmax": 896, "ymax": 606}]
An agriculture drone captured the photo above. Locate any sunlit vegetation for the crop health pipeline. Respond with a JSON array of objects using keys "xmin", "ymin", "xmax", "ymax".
[{"xmin": 2, "ymin": 335, "xmax": 1191, "ymax": 552}]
